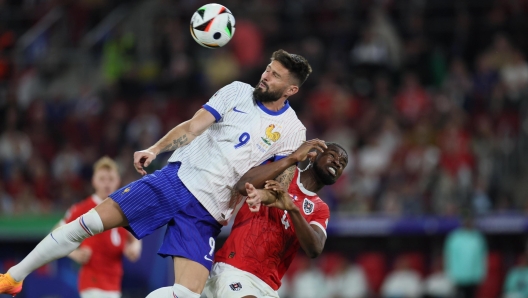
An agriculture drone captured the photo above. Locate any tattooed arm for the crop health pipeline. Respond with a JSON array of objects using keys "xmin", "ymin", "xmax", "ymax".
[
  {"xmin": 244, "ymin": 165, "xmax": 296, "ymax": 211},
  {"xmin": 235, "ymin": 139, "xmax": 326, "ymax": 195},
  {"xmin": 133, "ymin": 108, "xmax": 216, "ymax": 175}
]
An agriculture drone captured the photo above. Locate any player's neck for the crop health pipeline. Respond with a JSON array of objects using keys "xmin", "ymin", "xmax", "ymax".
[
  {"xmin": 299, "ymin": 170, "xmax": 324, "ymax": 193},
  {"xmin": 261, "ymin": 98, "xmax": 286, "ymax": 112}
]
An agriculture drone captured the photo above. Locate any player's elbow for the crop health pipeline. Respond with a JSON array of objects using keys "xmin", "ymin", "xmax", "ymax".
[
  {"xmin": 307, "ymin": 250, "xmax": 321, "ymax": 259},
  {"xmin": 305, "ymin": 246, "xmax": 323, "ymax": 259},
  {"xmin": 235, "ymin": 180, "xmax": 248, "ymax": 196}
]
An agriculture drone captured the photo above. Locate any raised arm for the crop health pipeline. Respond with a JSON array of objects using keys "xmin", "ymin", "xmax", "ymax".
[
  {"xmin": 235, "ymin": 139, "xmax": 327, "ymax": 195},
  {"xmin": 133, "ymin": 108, "xmax": 216, "ymax": 175}
]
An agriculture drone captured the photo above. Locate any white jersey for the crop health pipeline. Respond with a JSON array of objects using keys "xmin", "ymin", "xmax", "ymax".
[{"xmin": 168, "ymin": 81, "xmax": 306, "ymax": 224}]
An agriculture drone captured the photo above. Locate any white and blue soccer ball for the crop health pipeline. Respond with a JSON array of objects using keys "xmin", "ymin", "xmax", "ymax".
[{"xmin": 190, "ymin": 3, "xmax": 236, "ymax": 48}]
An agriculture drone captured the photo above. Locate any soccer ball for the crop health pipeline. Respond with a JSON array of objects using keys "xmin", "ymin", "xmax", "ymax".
[{"xmin": 190, "ymin": 3, "xmax": 235, "ymax": 48}]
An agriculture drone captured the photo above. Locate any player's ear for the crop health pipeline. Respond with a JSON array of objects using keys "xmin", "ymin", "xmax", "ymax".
[
  {"xmin": 285, "ymin": 85, "xmax": 299, "ymax": 97},
  {"xmin": 308, "ymin": 153, "xmax": 316, "ymax": 164}
]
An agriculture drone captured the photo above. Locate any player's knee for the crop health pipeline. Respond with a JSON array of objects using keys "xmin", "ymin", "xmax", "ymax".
[
  {"xmin": 172, "ymin": 283, "xmax": 201, "ymax": 298},
  {"xmin": 70, "ymin": 209, "xmax": 104, "ymax": 241}
]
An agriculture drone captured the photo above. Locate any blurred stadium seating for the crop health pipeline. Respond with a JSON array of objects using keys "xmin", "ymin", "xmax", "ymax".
[{"xmin": 2, "ymin": 0, "xmax": 528, "ymax": 297}]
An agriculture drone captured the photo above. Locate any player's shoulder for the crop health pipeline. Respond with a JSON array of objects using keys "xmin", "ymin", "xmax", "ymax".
[
  {"xmin": 299, "ymin": 195, "xmax": 330, "ymax": 217},
  {"xmin": 281, "ymin": 107, "xmax": 306, "ymax": 130},
  {"xmin": 306, "ymin": 195, "xmax": 329, "ymax": 209},
  {"xmin": 226, "ymin": 81, "xmax": 253, "ymax": 93}
]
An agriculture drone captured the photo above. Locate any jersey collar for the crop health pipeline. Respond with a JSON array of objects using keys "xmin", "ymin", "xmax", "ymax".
[
  {"xmin": 256, "ymin": 100, "xmax": 290, "ymax": 116},
  {"xmin": 296, "ymin": 168, "xmax": 316, "ymax": 196}
]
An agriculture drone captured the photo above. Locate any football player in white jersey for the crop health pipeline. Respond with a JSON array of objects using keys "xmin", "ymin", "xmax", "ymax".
[{"xmin": 0, "ymin": 50, "xmax": 317, "ymax": 298}]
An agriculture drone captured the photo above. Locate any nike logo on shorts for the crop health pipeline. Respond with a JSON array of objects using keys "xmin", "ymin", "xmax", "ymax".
[
  {"xmin": 233, "ymin": 107, "xmax": 247, "ymax": 114},
  {"xmin": 204, "ymin": 255, "xmax": 213, "ymax": 262}
]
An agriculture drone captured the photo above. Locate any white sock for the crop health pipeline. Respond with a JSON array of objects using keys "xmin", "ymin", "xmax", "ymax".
[
  {"xmin": 8, "ymin": 209, "xmax": 104, "ymax": 281},
  {"xmin": 172, "ymin": 284, "xmax": 201, "ymax": 298},
  {"xmin": 146, "ymin": 284, "xmax": 201, "ymax": 298},
  {"xmin": 146, "ymin": 287, "xmax": 172, "ymax": 298}
]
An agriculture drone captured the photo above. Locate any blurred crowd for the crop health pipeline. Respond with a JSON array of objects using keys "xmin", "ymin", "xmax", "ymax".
[
  {"xmin": 1, "ymin": 0, "xmax": 528, "ymax": 218},
  {"xmin": 278, "ymin": 220, "xmax": 528, "ymax": 298}
]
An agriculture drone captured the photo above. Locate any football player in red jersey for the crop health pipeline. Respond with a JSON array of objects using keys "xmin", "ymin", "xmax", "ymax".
[
  {"xmin": 56, "ymin": 157, "xmax": 142, "ymax": 298},
  {"xmin": 202, "ymin": 142, "xmax": 348, "ymax": 298}
]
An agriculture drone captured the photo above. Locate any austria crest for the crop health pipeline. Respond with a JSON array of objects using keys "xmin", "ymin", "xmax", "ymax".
[
  {"xmin": 230, "ymin": 282, "xmax": 243, "ymax": 291},
  {"xmin": 303, "ymin": 198, "xmax": 314, "ymax": 215}
]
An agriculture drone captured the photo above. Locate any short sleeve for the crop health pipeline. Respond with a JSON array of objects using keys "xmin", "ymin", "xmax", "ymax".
[
  {"xmin": 203, "ymin": 82, "xmax": 239, "ymax": 122},
  {"xmin": 272, "ymin": 128, "xmax": 306, "ymax": 159},
  {"xmin": 309, "ymin": 202, "xmax": 330, "ymax": 237}
]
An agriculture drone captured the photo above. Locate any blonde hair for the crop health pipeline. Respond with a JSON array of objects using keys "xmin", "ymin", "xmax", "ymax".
[{"xmin": 93, "ymin": 156, "xmax": 119, "ymax": 173}]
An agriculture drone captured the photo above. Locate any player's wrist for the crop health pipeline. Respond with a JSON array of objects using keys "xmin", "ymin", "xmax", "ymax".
[
  {"xmin": 285, "ymin": 154, "xmax": 301, "ymax": 164},
  {"xmin": 147, "ymin": 147, "xmax": 160, "ymax": 156}
]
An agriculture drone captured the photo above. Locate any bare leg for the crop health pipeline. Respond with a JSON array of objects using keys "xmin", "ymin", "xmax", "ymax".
[
  {"xmin": 95, "ymin": 197, "xmax": 129, "ymax": 230},
  {"xmin": 173, "ymin": 257, "xmax": 210, "ymax": 294}
]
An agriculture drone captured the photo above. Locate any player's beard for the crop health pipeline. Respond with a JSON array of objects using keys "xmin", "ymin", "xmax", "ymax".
[
  {"xmin": 313, "ymin": 162, "xmax": 337, "ymax": 185},
  {"xmin": 253, "ymin": 82, "xmax": 283, "ymax": 103}
]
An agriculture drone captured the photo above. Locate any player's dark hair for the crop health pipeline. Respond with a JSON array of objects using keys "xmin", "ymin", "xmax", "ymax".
[
  {"xmin": 325, "ymin": 142, "xmax": 348, "ymax": 159},
  {"xmin": 271, "ymin": 49, "xmax": 312, "ymax": 86}
]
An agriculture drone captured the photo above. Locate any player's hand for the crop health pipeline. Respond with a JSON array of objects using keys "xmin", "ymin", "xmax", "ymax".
[
  {"xmin": 245, "ymin": 183, "xmax": 262, "ymax": 212},
  {"xmin": 133, "ymin": 149, "xmax": 157, "ymax": 175},
  {"xmin": 124, "ymin": 239, "xmax": 142, "ymax": 262},
  {"xmin": 291, "ymin": 139, "xmax": 327, "ymax": 162},
  {"xmin": 68, "ymin": 247, "xmax": 92, "ymax": 265},
  {"xmin": 264, "ymin": 180, "xmax": 297, "ymax": 211}
]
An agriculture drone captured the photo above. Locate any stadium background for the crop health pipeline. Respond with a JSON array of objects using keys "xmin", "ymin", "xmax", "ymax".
[{"xmin": 1, "ymin": 0, "xmax": 528, "ymax": 297}]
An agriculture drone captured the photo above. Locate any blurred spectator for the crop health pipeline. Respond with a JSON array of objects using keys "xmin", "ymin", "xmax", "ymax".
[
  {"xmin": 443, "ymin": 58, "xmax": 472, "ymax": 108},
  {"xmin": 500, "ymin": 50, "xmax": 528, "ymax": 101},
  {"xmin": 51, "ymin": 143, "xmax": 83, "ymax": 180},
  {"xmin": 290, "ymin": 257, "xmax": 327, "ymax": 298},
  {"xmin": 126, "ymin": 100, "xmax": 162, "ymax": 147},
  {"xmin": 369, "ymin": 8, "xmax": 404, "ymax": 70},
  {"xmin": 380, "ymin": 256, "xmax": 423, "ymax": 298},
  {"xmin": 0, "ymin": 181, "xmax": 13, "ymax": 215},
  {"xmin": 326, "ymin": 259, "xmax": 369, "ymax": 298},
  {"xmin": 351, "ymin": 26, "xmax": 390, "ymax": 68},
  {"xmin": 0, "ymin": 108, "xmax": 32, "ymax": 173},
  {"xmin": 230, "ymin": 19, "xmax": 264, "ymax": 71},
  {"xmin": 471, "ymin": 178, "xmax": 492, "ymax": 215},
  {"xmin": 394, "ymin": 72, "xmax": 431, "ymax": 125},
  {"xmin": 484, "ymin": 33, "xmax": 516, "ymax": 71},
  {"xmin": 203, "ymin": 49, "xmax": 240, "ymax": 90},
  {"xmin": 503, "ymin": 252, "xmax": 528, "ymax": 298},
  {"xmin": 472, "ymin": 55, "xmax": 499, "ymax": 107},
  {"xmin": 423, "ymin": 256, "xmax": 455, "ymax": 298},
  {"xmin": 444, "ymin": 212, "xmax": 488, "ymax": 298}
]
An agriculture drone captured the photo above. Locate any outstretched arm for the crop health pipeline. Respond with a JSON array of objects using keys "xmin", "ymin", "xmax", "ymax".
[{"xmin": 133, "ymin": 108, "xmax": 216, "ymax": 175}]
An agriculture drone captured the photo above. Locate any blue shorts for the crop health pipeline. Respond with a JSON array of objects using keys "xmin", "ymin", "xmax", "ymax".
[{"xmin": 109, "ymin": 162, "xmax": 222, "ymax": 270}]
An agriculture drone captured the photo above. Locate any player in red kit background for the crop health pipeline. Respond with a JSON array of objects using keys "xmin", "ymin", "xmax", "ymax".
[
  {"xmin": 202, "ymin": 142, "xmax": 348, "ymax": 298},
  {"xmin": 55, "ymin": 157, "xmax": 142, "ymax": 298}
]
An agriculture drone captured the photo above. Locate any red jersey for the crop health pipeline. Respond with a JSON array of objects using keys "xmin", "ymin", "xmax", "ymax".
[
  {"xmin": 63, "ymin": 195, "xmax": 128, "ymax": 292},
  {"xmin": 215, "ymin": 168, "xmax": 330, "ymax": 290}
]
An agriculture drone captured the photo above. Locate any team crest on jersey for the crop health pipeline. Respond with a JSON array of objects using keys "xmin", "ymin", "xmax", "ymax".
[
  {"xmin": 261, "ymin": 124, "xmax": 281, "ymax": 145},
  {"xmin": 303, "ymin": 198, "xmax": 315, "ymax": 215},
  {"xmin": 229, "ymin": 282, "xmax": 243, "ymax": 291}
]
